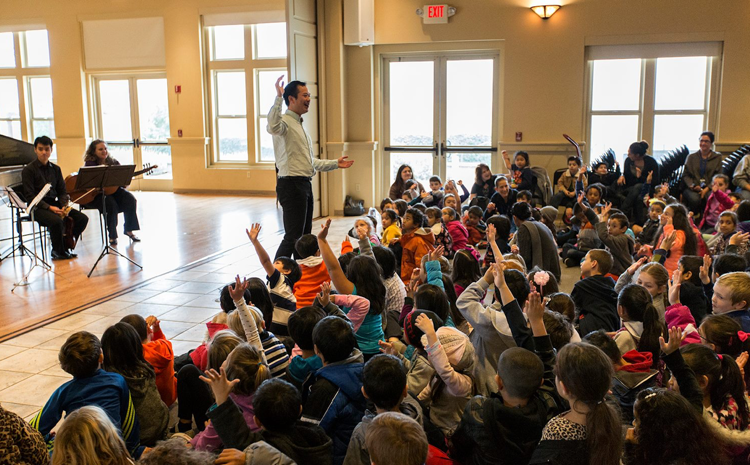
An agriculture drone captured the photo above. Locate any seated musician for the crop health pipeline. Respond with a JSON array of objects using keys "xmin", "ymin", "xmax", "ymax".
[
  {"xmin": 22, "ymin": 136, "xmax": 89, "ymax": 260},
  {"xmin": 82, "ymin": 140, "xmax": 141, "ymax": 245}
]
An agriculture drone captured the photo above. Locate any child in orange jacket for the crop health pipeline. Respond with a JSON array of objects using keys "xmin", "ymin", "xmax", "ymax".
[
  {"xmin": 120, "ymin": 314, "xmax": 177, "ymax": 406},
  {"xmin": 398, "ymin": 207, "xmax": 435, "ymax": 284},
  {"xmin": 292, "ymin": 234, "xmax": 331, "ymax": 309}
]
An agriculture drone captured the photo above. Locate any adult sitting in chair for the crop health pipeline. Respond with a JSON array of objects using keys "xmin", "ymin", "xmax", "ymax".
[
  {"xmin": 22, "ymin": 136, "xmax": 89, "ymax": 260},
  {"xmin": 682, "ymin": 131, "xmax": 722, "ymax": 217},
  {"xmin": 82, "ymin": 140, "xmax": 140, "ymax": 246}
]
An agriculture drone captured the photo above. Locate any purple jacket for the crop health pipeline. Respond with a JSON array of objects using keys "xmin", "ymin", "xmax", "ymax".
[{"xmin": 191, "ymin": 393, "xmax": 259, "ymax": 452}]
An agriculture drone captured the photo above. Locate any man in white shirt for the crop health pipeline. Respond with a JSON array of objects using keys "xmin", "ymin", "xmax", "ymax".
[{"xmin": 268, "ymin": 76, "xmax": 354, "ymax": 259}]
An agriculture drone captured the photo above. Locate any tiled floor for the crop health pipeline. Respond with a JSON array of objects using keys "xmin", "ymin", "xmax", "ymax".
[{"xmin": 0, "ymin": 215, "xmax": 578, "ymax": 425}]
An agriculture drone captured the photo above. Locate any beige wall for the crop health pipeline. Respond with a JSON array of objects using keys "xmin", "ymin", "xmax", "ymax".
[{"xmin": 3, "ymin": 0, "xmax": 750, "ymax": 209}]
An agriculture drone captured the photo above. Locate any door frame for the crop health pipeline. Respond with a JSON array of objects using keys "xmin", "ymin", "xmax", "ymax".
[{"xmin": 90, "ymin": 72, "xmax": 172, "ymax": 192}]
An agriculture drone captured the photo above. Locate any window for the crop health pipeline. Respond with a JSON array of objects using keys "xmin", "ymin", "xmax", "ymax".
[
  {"xmin": 586, "ymin": 43, "xmax": 721, "ymax": 161},
  {"xmin": 0, "ymin": 29, "xmax": 55, "ymax": 156},
  {"xmin": 205, "ymin": 22, "xmax": 287, "ymax": 164}
]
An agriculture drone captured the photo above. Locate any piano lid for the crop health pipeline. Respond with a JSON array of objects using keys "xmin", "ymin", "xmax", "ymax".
[{"xmin": 0, "ymin": 134, "xmax": 36, "ymax": 167}]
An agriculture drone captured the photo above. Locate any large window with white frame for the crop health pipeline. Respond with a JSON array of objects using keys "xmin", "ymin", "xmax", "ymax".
[
  {"xmin": 0, "ymin": 29, "xmax": 55, "ymax": 156},
  {"xmin": 586, "ymin": 43, "xmax": 722, "ymax": 161},
  {"xmin": 204, "ymin": 22, "xmax": 287, "ymax": 164}
]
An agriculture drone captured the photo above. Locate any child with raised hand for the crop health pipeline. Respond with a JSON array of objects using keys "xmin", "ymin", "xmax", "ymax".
[
  {"xmin": 503, "ymin": 150, "xmax": 534, "ymax": 191},
  {"xmin": 293, "ymin": 233, "xmax": 331, "ymax": 309},
  {"xmin": 700, "ymin": 174, "xmax": 735, "ymax": 232},
  {"xmin": 206, "ymin": 376, "xmax": 333, "ymax": 465},
  {"xmin": 246, "ymin": 223, "xmax": 299, "ymax": 336},
  {"xmin": 316, "ymin": 219, "xmax": 385, "ymax": 360},
  {"xmin": 451, "ymin": 248, "xmax": 482, "ymax": 297},
  {"xmin": 616, "ymin": 258, "xmax": 670, "ymax": 321},
  {"xmin": 101, "ymin": 322, "xmax": 169, "ymax": 447},
  {"xmin": 413, "ymin": 312, "xmax": 475, "ymax": 441},
  {"xmin": 483, "ymin": 215, "xmax": 511, "ymax": 267},
  {"xmin": 529, "ymin": 342, "xmax": 622, "ymax": 465},
  {"xmin": 51, "ymin": 405, "xmax": 132, "ymax": 465},
  {"xmin": 192, "ymin": 343, "xmax": 271, "ymax": 452},
  {"xmin": 0, "ymin": 402, "xmax": 48, "ymax": 465},
  {"xmin": 571, "ymin": 249, "xmax": 620, "ymax": 335},
  {"xmin": 711, "ymin": 211, "xmax": 750, "ymax": 256},
  {"xmin": 451, "ymin": 272, "xmax": 564, "ymax": 465}
]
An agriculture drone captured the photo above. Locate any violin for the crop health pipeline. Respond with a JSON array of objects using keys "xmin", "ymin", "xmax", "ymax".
[
  {"xmin": 59, "ymin": 188, "xmax": 97, "ymax": 250},
  {"xmin": 64, "ymin": 163, "xmax": 158, "ymax": 206}
]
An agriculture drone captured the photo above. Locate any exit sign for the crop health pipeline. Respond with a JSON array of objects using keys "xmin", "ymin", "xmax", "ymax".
[{"xmin": 423, "ymin": 4, "xmax": 449, "ymax": 24}]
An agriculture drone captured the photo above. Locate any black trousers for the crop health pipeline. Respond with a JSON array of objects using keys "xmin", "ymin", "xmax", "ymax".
[
  {"xmin": 176, "ymin": 364, "xmax": 213, "ymax": 431},
  {"xmin": 621, "ymin": 183, "xmax": 646, "ymax": 226},
  {"xmin": 91, "ymin": 188, "xmax": 140, "ymax": 240},
  {"xmin": 33, "ymin": 203, "xmax": 89, "ymax": 253},
  {"xmin": 275, "ymin": 177, "xmax": 314, "ymax": 260}
]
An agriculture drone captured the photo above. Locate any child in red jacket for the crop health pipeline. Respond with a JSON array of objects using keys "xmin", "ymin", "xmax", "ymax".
[{"xmin": 292, "ymin": 234, "xmax": 330, "ymax": 308}]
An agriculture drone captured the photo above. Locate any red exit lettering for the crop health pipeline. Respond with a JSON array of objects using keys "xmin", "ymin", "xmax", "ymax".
[{"xmin": 428, "ymin": 5, "xmax": 444, "ymax": 18}]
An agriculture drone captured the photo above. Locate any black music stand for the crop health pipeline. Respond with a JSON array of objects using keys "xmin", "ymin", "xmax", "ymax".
[
  {"xmin": 1, "ymin": 186, "xmax": 48, "ymax": 265},
  {"xmin": 75, "ymin": 165, "xmax": 143, "ymax": 278}
]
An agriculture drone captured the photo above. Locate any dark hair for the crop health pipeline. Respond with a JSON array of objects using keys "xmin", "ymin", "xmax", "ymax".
[
  {"xmin": 276, "ymin": 256, "xmax": 302, "ymax": 285},
  {"xmin": 527, "ymin": 266, "xmax": 559, "ymax": 297},
  {"xmin": 34, "ymin": 135, "xmax": 53, "ymax": 148},
  {"xmin": 554, "ymin": 343, "xmax": 622, "ymax": 465},
  {"xmin": 220, "ymin": 283, "xmax": 252, "ymax": 313},
  {"xmin": 287, "ymin": 306, "xmax": 325, "ymax": 351},
  {"xmin": 700, "ymin": 131, "xmax": 715, "ymax": 143},
  {"xmin": 608, "ymin": 212, "xmax": 629, "ymax": 230},
  {"xmin": 511, "ymin": 202, "xmax": 532, "ymax": 221},
  {"xmin": 547, "ymin": 292, "xmax": 575, "ymax": 322},
  {"xmin": 542, "ymin": 310, "xmax": 573, "ymax": 351},
  {"xmin": 313, "ymin": 316, "xmax": 356, "ymax": 363},
  {"xmin": 392, "ymin": 165, "xmax": 415, "ymax": 198},
  {"xmin": 713, "ymin": 253, "xmax": 747, "ymax": 277},
  {"xmin": 474, "ymin": 163, "xmax": 491, "ymax": 185},
  {"xmin": 403, "ymin": 310, "xmax": 444, "ymax": 350},
  {"xmin": 497, "ymin": 347, "xmax": 543, "ymax": 399},
  {"xmin": 347, "ymin": 255, "xmax": 385, "ymax": 316},
  {"xmin": 503, "ymin": 269, "xmax": 530, "ymax": 308},
  {"xmin": 514, "ymin": 151, "xmax": 529, "ymax": 166},
  {"xmin": 737, "ymin": 200, "xmax": 750, "ymax": 223},
  {"xmin": 295, "ymin": 234, "xmax": 319, "ymax": 259},
  {"xmin": 440, "ymin": 274, "xmax": 466, "ymax": 328},
  {"xmin": 681, "ymin": 344, "xmax": 750, "ymax": 430},
  {"xmin": 517, "ymin": 190, "xmax": 532, "ymax": 200},
  {"xmin": 372, "ymin": 245, "xmax": 397, "ymax": 279},
  {"xmin": 713, "ymin": 173, "xmax": 730, "ymax": 186},
  {"xmin": 404, "ymin": 207, "xmax": 425, "ymax": 228},
  {"xmin": 102, "ymin": 323, "xmax": 155, "ymax": 380},
  {"xmin": 494, "ymin": 176, "xmax": 508, "ymax": 187},
  {"xmin": 425, "ymin": 206, "xmax": 441, "ymax": 223},
  {"xmin": 666, "ymin": 204, "xmax": 698, "ymax": 256},
  {"xmin": 583, "ymin": 330, "xmax": 621, "ymax": 365},
  {"xmin": 629, "ymin": 140, "xmax": 649, "ymax": 157},
  {"xmin": 394, "ymin": 199, "xmax": 408, "ymax": 217},
  {"xmin": 700, "ymin": 314, "xmax": 750, "ymax": 357},
  {"xmin": 338, "ymin": 251, "xmax": 357, "ymax": 275},
  {"xmin": 632, "ymin": 388, "xmax": 730, "ymax": 465},
  {"xmin": 380, "ymin": 198, "xmax": 395, "ymax": 211},
  {"xmin": 253, "ymin": 378, "xmax": 302, "ymax": 431},
  {"xmin": 119, "ymin": 314, "xmax": 148, "ymax": 341},
  {"xmin": 382, "ymin": 209, "xmax": 401, "ymax": 229},
  {"xmin": 59, "ymin": 331, "xmax": 102, "ymax": 378},
  {"xmin": 429, "ymin": 175, "xmax": 442, "ymax": 184},
  {"xmin": 585, "ymin": 183, "xmax": 603, "ymax": 201},
  {"xmin": 362, "ymin": 354, "xmax": 407, "ymax": 410},
  {"xmin": 567, "ymin": 156, "xmax": 582, "ymax": 166},
  {"xmin": 618, "ymin": 284, "xmax": 666, "ymax": 368},
  {"xmin": 587, "ymin": 249, "xmax": 613, "ymax": 275},
  {"xmin": 414, "ymin": 284, "xmax": 451, "ymax": 323},
  {"xmin": 225, "ymin": 343, "xmax": 270, "ymax": 396},
  {"xmin": 486, "ymin": 215, "xmax": 511, "ymax": 250},
  {"xmin": 678, "ymin": 255, "xmax": 703, "ymax": 286},
  {"xmin": 451, "ymin": 249, "xmax": 481, "ymax": 290},
  {"xmin": 411, "ymin": 202, "xmax": 426, "ymax": 213},
  {"xmin": 246, "ymin": 277, "xmax": 275, "ymax": 329},
  {"xmin": 467, "ymin": 206, "xmax": 483, "ymax": 219},
  {"xmin": 404, "ymin": 179, "xmax": 418, "ymax": 190},
  {"xmin": 594, "ymin": 162, "xmax": 607, "ymax": 170},
  {"xmin": 441, "ymin": 206, "xmax": 457, "ymax": 221},
  {"xmin": 283, "ymin": 80, "xmax": 306, "ymax": 106}
]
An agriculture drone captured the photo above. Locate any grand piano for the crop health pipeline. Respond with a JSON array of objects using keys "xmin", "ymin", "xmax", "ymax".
[{"xmin": 0, "ymin": 134, "xmax": 36, "ymax": 190}]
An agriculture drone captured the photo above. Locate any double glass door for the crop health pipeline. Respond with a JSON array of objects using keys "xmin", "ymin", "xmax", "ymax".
[
  {"xmin": 93, "ymin": 75, "xmax": 172, "ymax": 190},
  {"xmin": 383, "ymin": 53, "xmax": 499, "ymax": 189}
]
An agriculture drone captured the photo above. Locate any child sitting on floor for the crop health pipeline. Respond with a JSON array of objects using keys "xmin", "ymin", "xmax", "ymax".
[
  {"xmin": 293, "ymin": 234, "xmax": 331, "ymax": 309},
  {"xmin": 463, "ymin": 206, "xmax": 487, "ymax": 247}
]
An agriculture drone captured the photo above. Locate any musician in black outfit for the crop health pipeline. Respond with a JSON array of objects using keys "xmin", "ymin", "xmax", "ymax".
[
  {"xmin": 82, "ymin": 139, "xmax": 140, "ymax": 246},
  {"xmin": 22, "ymin": 136, "xmax": 88, "ymax": 260}
]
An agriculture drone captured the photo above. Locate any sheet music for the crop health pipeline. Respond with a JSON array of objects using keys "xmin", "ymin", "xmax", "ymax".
[
  {"xmin": 26, "ymin": 183, "xmax": 51, "ymax": 215},
  {"xmin": 3, "ymin": 187, "xmax": 27, "ymax": 210}
]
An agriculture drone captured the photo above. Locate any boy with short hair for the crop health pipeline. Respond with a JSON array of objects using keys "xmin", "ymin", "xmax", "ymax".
[
  {"xmin": 293, "ymin": 234, "xmax": 331, "ymax": 308},
  {"xmin": 636, "ymin": 200, "xmax": 665, "ymax": 249},
  {"xmin": 463, "ymin": 205, "xmax": 487, "ymax": 246},
  {"xmin": 343, "ymin": 354, "xmax": 423, "ymax": 465},
  {"xmin": 712, "ymin": 271, "xmax": 750, "ymax": 332},
  {"xmin": 581, "ymin": 197, "xmax": 634, "ymax": 275},
  {"xmin": 247, "ymin": 222, "xmax": 300, "ymax": 336},
  {"xmin": 399, "ymin": 207, "xmax": 435, "ymax": 284},
  {"xmin": 365, "ymin": 412, "xmax": 428, "ymax": 465},
  {"xmin": 302, "ymin": 316, "xmax": 366, "ymax": 464},
  {"xmin": 551, "ymin": 156, "xmax": 587, "ymax": 226},
  {"xmin": 30, "ymin": 331, "xmax": 142, "ymax": 456},
  {"xmin": 571, "ymin": 249, "xmax": 620, "ymax": 335},
  {"xmin": 120, "ymin": 314, "xmax": 176, "ymax": 406},
  {"xmin": 208, "ymin": 378, "xmax": 334, "ymax": 465},
  {"xmin": 416, "ymin": 175, "xmax": 444, "ymax": 208}
]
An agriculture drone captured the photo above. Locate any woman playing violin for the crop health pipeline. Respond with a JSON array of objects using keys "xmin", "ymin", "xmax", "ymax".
[{"xmin": 83, "ymin": 140, "xmax": 141, "ymax": 245}]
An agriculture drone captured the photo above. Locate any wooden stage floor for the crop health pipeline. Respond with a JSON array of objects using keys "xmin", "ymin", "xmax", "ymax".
[{"xmin": 0, "ymin": 192, "xmax": 283, "ymax": 341}]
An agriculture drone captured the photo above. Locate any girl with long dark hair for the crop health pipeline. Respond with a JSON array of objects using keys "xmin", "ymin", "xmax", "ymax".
[
  {"xmin": 614, "ymin": 284, "xmax": 668, "ymax": 368},
  {"xmin": 389, "ymin": 164, "xmax": 425, "ymax": 200},
  {"xmin": 651, "ymin": 204, "xmax": 700, "ymax": 275}
]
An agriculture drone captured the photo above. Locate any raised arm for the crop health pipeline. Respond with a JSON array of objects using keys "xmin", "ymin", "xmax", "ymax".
[
  {"xmin": 417, "ymin": 314, "xmax": 473, "ymax": 397},
  {"xmin": 246, "ymin": 223, "xmax": 276, "ymax": 278},
  {"xmin": 661, "ymin": 327, "xmax": 703, "ymax": 413},
  {"xmin": 494, "ymin": 262, "xmax": 534, "ymax": 351},
  {"xmin": 266, "ymin": 76, "xmax": 288, "ymax": 136},
  {"xmin": 229, "ymin": 276, "xmax": 267, "ymax": 359},
  {"xmin": 317, "ymin": 218, "xmax": 355, "ymax": 295}
]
